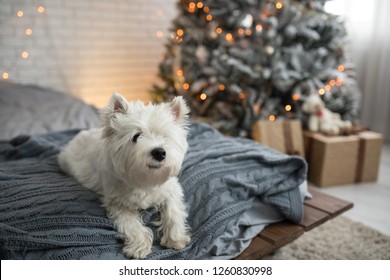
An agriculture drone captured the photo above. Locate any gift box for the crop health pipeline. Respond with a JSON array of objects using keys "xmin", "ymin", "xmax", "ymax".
[
  {"xmin": 304, "ymin": 131, "xmax": 383, "ymax": 187},
  {"xmin": 252, "ymin": 120, "xmax": 305, "ymax": 157}
]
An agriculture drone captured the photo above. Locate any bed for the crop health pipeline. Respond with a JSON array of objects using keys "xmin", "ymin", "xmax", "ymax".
[{"xmin": 0, "ymin": 81, "xmax": 351, "ymax": 260}]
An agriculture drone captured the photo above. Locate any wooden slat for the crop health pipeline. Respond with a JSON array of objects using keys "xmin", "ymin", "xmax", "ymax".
[
  {"xmin": 259, "ymin": 221, "xmax": 304, "ymax": 247},
  {"xmin": 235, "ymin": 236, "xmax": 274, "ymax": 260},
  {"xmin": 305, "ymin": 187, "xmax": 354, "ymax": 218},
  {"xmin": 299, "ymin": 204, "xmax": 329, "ymax": 231},
  {"xmin": 234, "ymin": 189, "xmax": 353, "ymax": 260}
]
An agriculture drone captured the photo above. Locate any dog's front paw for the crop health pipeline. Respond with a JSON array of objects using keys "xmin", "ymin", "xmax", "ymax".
[
  {"xmin": 161, "ymin": 232, "xmax": 191, "ymax": 251},
  {"xmin": 123, "ymin": 241, "xmax": 152, "ymax": 259}
]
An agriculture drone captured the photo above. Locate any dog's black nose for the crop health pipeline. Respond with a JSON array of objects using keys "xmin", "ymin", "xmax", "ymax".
[{"xmin": 151, "ymin": 148, "xmax": 166, "ymax": 162}]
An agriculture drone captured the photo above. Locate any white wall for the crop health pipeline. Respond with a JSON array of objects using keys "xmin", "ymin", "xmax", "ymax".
[
  {"xmin": 0, "ymin": 0, "xmax": 177, "ymax": 107},
  {"xmin": 326, "ymin": 0, "xmax": 390, "ymax": 141}
]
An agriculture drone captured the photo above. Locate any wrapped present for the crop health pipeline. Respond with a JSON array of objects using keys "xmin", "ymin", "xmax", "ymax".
[
  {"xmin": 252, "ymin": 120, "xmax": 305, "ymax": 157},
  {"xmin": 304, "ymin": 130, "xmax": 383, "ymax": 187}
]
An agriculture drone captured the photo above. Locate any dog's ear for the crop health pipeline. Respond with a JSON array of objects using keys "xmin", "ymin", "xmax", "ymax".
[
  {"xmin": 101, "ymin": 92, "xmax": 128, "ymax": 137},
  {"xmin": 108, "ymin": 92, "xmax": 128, "ymax": 114},
  {"xmin": 170, "ymin": 96, "xmax": 190, "ymax": 125}
]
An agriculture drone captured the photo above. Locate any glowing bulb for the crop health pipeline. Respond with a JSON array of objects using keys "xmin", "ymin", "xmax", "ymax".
[
  {"xmin": 197, "ymin": 2, "xmax": 204, "ymax": 9},
  {"xmin": 268, "ymin": 115, "xmax": 276, "ymax": 122},
  {"xmin": 285, "ymin": 105, "xmax": 292, "ymax": 112},
  {"xmin": 21, "ymin": 51, "xmax": 29, "ymax": 59},
  {"xmin": 176, "ymin": 29, "xmax": 184, "ymax": 36},
  {"xmin": 200, "ymin": 93, "xmax": 207, "ymax": 100},
  {"xmin": 325, "ymin": 84, "xmax": 332, "ymax": 91},
  {"xmin": 338, "ymin": 64, "xmax": 345, "ymax": 72},
  {"xmin": 206, "ymin": 14, "xmax": 213, "ymax": 21},
  {"xmin": 329, "ymin": 79, "xmax": 336, "ymax": 86},
  {"xmin": 238, "ymin": 28, "xmax": 245, "ymax": 35},
  {"xmin": 2, "ymin": 72, "xmax": 9, "ymax": 80},
  {"xmin": 176, "ymin": 69, "xmax": 184, "ymax": 77},
  {"xmin": 37, "ymin": 6, "xmax": 45, "ymax": 13},
  {"xmin": 216, "ymin": 27, "xmax": 223, "ymax": 35},
  {"xmin": 245, "ymin": 29, "xmax": 252, "ymax": 36},
  {"xmin": 17, "ymin": 11, "xmax": 24, "ymax": 17},
  {"xmin": 189, "ymin": 2, "xmax": 196, "ymax": 9},
  {"xmin": 25, "ymin": 28, "xmax": 33, "ymax": 36},
  {"xmin": 183, "ymin": 83, "xmax": 190, "ymax": 90},
  {"xmin": 256, "ymin": 24, "xmax": 263, "ymax": 31},
  {"xmin": 203, "ymin": 6, "xmax": 209, "ymax": 13},
  {"xmin": 319, "ymin": 88, "xmax": 326, "ymax": 95},
  {"xmin": 292, "ymin": 93, "xmax": 301, "ymax": 101},
  {"xmin": 218, "ymin": 84, "xmax": 225, "ymax": 91},
  {"xmin": 156, "ymin": 31, "xmax": 164, "ymax": 38},
  {"xmin": 276, "ymin": 2, "xmax": 283, "ymax": 9},
  {"xmin": 225, "ymin": 33, "xmax": 233, "ymax": 42}
]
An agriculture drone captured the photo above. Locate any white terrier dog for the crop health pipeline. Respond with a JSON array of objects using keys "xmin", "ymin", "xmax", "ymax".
[{"xmin": 58, "ymin": 93, "xmax": 191, "ymax": 259}]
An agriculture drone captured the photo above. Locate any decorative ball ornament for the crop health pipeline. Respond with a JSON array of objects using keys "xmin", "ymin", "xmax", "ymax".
[
  {"xmin": 240, "ymin": 14, "xmax": 253, "ymax": 29},
  {"xmin": 195, "ymin": 45, "xmax": 209, "ymax": 65},
  {"xmin": 264, "ymin": 45, "xmax": 275, "ymax": 56},
  {"xmin": 284, "ymin": 25, "xmax": 297, "ymax": 38}
]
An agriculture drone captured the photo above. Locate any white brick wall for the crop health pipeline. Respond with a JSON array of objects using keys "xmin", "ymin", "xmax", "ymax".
[{"xmin": 0, "ymin": 0, "xmax": 177, "ymax": 107}]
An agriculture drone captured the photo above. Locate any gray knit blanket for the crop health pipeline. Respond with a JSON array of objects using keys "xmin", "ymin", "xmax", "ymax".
[{"xmin": 0, "ymin": 122, "xmax": 307, "ymax": 260}]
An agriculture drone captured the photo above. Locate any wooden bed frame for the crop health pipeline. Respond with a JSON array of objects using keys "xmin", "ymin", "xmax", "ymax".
[{"xmin": 235, "ymin": 186, "xmax": 353, "ymax": 259}]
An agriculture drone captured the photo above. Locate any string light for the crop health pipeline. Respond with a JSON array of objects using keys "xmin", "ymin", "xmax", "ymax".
[
  {"xmin": 200, "ymin": 93, "xmax": 207, "ymax": 100},
  {"xmin": 245, "ymin": 29, "xmax": 252, "ymax": 36},
  {"xmin": 25, "ymin": 28, "xmax": 33, "ymax": 36},
  {"xmin": 329, "ymin": 79, "xmax": 336, "ymax": 86},
  {"xmin": 292, "ymin": 93, "xmax": 301, "ymax": 101},
  {"xmin": 176, "ymin": 29, "xmax": 184, "ymax": 36},
  {"xmin": 216, "ymin": 27, "xmax": 223, "ymax": 35},
  {"xmin": 197, "ymin": 2, "xmax": 204, "ymax": 9},
  {"xmin": 176, "ymin": 69, "xmax": 184, "ymax": 77},
  {"xmin": 3, "ymin": 5, "xmax": 47, "ymax": 81},
  {"xmin": 183, "ymin": 83, "xmax": 190, "ymax": 90},
  {"xmin": 285, "ymin": 104, "xmax": 292, "ymax": 112},
  {"xmin": 325, "ymin": 84, "xmax": 332, "ymax": 91},
  {"xmin": 203, "ymin": 6, "xmax": 209, "ymax": 13},
  {"xmin": 238, "ymin": 28, "xmax": 245, "ymax": 36},
  {"xmin": 218, "ymin": 84, "xmax": 225, "ymax": 91},
  {"xmin": 21, "ymin": 51, "xmax": 29, "ymax": 59},
  {"xmin": 256, "ymin": 24, "xmax": 263, "ymax": 32},
  {"xmin": 338, "ymin": 64, "xmax": 345, "ymax": 72},
  {"xmin": 206, "ymin": 14, "xmax": 213, "ymax": 21},
  {"xmin": 225, "ymin": 33, "xmax": 233, "ymax": 42},
  {"xmin": 268, "ymin": 115, "xmax": 276, "ymax": 122},
  {"xmin": 276, "ymin": 1, "xmax": 283, "ymax": 9},
  {"xmin": 188, "ymin": 2, "xmax": 196, "ymax": 13},
  {"xmin": 156, "ymin": 31, "xmax": 164, "ymax": 38},
  {"xmin": 318, "ymin": 88, "xmax": 326, "ymax": 95}
]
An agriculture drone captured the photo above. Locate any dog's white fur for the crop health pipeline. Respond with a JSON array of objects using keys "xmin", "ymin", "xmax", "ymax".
[
  {"xmin": 58, "ymin": 93, "xmax": 191, "ymax": 259},
  {"xmin": 302, "ymin": 94, "xmax": 352, "ymax": 135}
]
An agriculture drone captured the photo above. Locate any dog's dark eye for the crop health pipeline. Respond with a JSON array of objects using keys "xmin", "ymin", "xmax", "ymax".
[{"xmin": 132, "ymin": 132, "xmax": 141, "ymax": 143}]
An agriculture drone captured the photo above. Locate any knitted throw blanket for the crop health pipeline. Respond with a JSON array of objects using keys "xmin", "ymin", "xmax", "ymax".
[{"xmin": 0, "ymin": 122, "xmax": 307, "ymax": 259}]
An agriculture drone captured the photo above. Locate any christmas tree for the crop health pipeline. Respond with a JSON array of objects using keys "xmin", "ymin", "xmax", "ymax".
[{"xmin": 151, "ymin": 0, "xmax": 361, "ymax": 137}]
